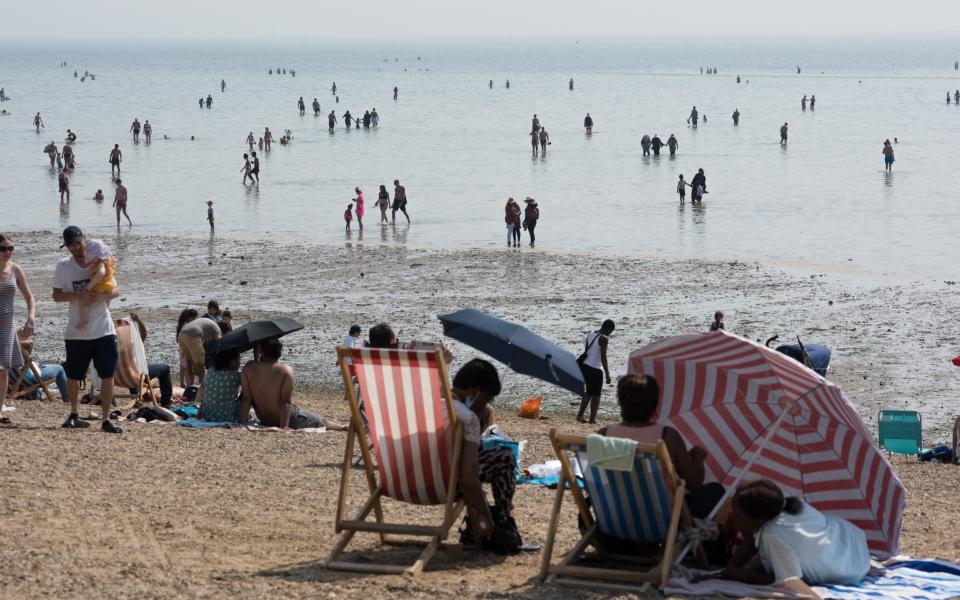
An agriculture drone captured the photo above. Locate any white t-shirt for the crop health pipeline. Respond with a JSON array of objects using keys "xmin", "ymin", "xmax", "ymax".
[
  {"xmin": 450, "ymin": 398, "xmax": 481, "ymax": 444},
  {"xmin": 53, "ymin": 256, "xmax": 116, "ymax": 340},
  {"xmin": 582, "ymin": 331, "xmax": 605, "ymax": 370},
  {"xmin": 755, "ymin": 502, "xmax": 870, "ymax": 585},
  {"xmin": 343, "ymin": 334, "xmax": 358, "ymax": 364}
]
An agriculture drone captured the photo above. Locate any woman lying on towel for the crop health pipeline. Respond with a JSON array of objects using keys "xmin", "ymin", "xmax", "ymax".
[
  {"xmin": 599, "ymin": 374, "xmax": 725, "ymax": 519},
  {"xmin": 719, "ymin": 479, "xmax": 870, "ymax": 586}
]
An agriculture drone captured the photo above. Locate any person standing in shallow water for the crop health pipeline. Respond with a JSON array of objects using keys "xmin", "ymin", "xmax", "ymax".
[
  {"xmin": 882, "ymin": 139, "xmax": 895, "ymax": 173},
  {"xmin": 780, "ymin": 122, "xmax": 788, "ymax": 145},
  {"xmin": 530, "ymin": 129, "xmax": 539, "ymax": 156},
  {"xmin": 667, "ymin": 133, "xmax": 679, "ymax": 156},
  {"xmin": 539, "ymin": 127, "xmax": 550, "ymax": 155},
  {"xmin": 143, "ymin": 120, "xmax": 152, "ymax": 143},
  {"xmin": 569, "ymin": 78, "xmax": 574, "ymax": 90},
  {"xmin": 298, "ymin": 97, "xmax": 305, "ymax": 115},
  {"xmin": 393, "ymin": 86, "xmax": 398, "ymax": 100},
  {"xmin": 392, "ymin": 179, "xmax": 410, "ymax": 223},
  {"xmin": 312, "ymin": 98, "xmax": 320, "ymax": 116},
  {"xmin": 328, "ymin": 110, "xmax": 337, "ymax": 130},
  {"xmin": 688, "ymin": 106, "xmax": 698, "ymax": 127},
  {"xmin": 377, "ymin": 185, "xmax": 390, "ymax": 223},
  {"xmin": 732, "ymin": 108, "xmax": 740, "ymax": 125},
  {"xmin": 353, "ymin": 187, "xmax": 365, "ymax": 231},
  {"xmin": 250, "ymin": 151, "xmax": 260, "ymax": 185},
  {"xmin": 130, "ymin": 118, "xmax": 141, "ymax": 142},
  {"xmin": 584, "ymin": 113, "xmax": 593, "ymax": 134},
  {"xmin": 109, "ymin": 144, "xmax": 122, "ymax": 176},
  {"xmin": 113, "ymin": 179, "xmax": 132, "ymax": 226}
]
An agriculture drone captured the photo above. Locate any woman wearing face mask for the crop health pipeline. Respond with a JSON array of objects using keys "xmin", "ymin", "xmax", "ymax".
[{"xmin": 450, "ymin": 358, "xmax": 519, "ymax": 551}]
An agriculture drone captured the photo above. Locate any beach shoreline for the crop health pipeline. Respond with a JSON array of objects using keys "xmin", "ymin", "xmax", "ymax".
[{"xmin": 9, "ymin": 229, "xmax": 960, "ymax": 438}]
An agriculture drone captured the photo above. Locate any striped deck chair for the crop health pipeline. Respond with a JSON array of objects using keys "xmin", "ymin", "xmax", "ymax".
[
  {"xmin": 323, "ymin": 346, "xmax": 465, "ymax": 576},
  {"xmin": 9, "ymin": 347, "xmax": 57, "ymax": 402},
  {"xmin": 110, "ymin": 318, "xmax": 157, "ymax": 409},
  {"xmin": 540, "ymin": 429, "xmax": 695, "ymax": 593}
]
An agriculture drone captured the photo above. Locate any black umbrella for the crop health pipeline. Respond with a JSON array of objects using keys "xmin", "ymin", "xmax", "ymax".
[
  {"xmin": 208, "ymin": 318, "xmax": 304, "ymax": 355},
  {"xmin": 438, "ymin": 309, "xmax": 584, "ymax": 396}
]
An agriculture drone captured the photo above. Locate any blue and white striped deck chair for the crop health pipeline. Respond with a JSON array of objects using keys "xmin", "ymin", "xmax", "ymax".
[{"xmin": 539, "ymin": 429, "xmax": 692, "ymax": 592}]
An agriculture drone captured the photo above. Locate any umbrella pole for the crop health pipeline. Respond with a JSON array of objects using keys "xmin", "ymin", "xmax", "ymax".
[{"xmin": 673, "ymin": 407, "xmax": 790, "ymax": 566}]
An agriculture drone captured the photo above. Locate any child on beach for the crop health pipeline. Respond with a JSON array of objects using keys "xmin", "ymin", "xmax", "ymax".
[
  {"xmin": 344, "ymin": 203, "xmax": 353, "ymax": 231},
  {"xmin": 76, "ymin": 238, "xmax": 117, "ymax": 329},
  {"xmin": 709, "ymin": 311, "xmax": 725, "ymax": 331},
  {"xmin": 207, "ymin": 200, "xmax": 215, "ymax": 229},
  {"xmin": 677, "ymin": 175, "xmax": 686, "ymax": 204},
  {"xmin": 94, "ymin": 189, "xmax": 104, "ymax": 202}
]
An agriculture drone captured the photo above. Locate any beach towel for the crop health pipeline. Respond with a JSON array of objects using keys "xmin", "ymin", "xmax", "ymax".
[
  {"xmin": 666, "ymin": 566, "xmax": 808, "ymax": 598},
  {"xmin": 585, "ymin": 433, "xmax": 637, "ymax": 471},
  {"xmin": 813, "ymin": 560, "xmax": 960, "ymax": 599},
  {"xmin": 176, "ymin": 418, "xmax": 234, "ymax": 429}
]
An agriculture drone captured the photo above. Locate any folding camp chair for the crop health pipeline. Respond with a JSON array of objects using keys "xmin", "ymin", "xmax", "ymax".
[
  {"xmin": 9, "ymin": 347, "xmax": 58, "ymax": 402},
  {"xmin": 323, "ymin": 346, "xmax": 465, "ymax": 576},
  {"xmin": 878, "ymin": 409, "xmax": 922, "ymax": 456},
  {"xmin": 109, "ymin": 318, "xmax": 158, "ymax": 409},
  {"xmin": 540, "ymin": 429, "xmax": 696, "ymax": 593}
]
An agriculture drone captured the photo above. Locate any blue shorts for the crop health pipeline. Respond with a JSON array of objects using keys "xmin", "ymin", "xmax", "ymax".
[
  {"xmin": 64, "ymin": 335, "xmax": 119, "ymax": 380},
  {"xmin": 884, "ymin": 154, "xmax": 895, "ymax": 165}
]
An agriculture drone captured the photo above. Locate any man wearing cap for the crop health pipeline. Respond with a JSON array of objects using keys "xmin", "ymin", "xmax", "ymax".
[{"xmin": 52, "ymin": 226, "xmax": 123, "ymax": 433}]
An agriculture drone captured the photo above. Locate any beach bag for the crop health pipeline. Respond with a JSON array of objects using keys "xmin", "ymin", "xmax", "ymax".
[
  {"xmin": 576, "ymin": 332, "xmax": 601, "ymax": 366},
  {"xmin": 459, "ymin": 505, "xmax": 523, "ymax": 555},
  {"xmin": 517, "ymin": 396, "xmax": 543, "ymax": 419}
]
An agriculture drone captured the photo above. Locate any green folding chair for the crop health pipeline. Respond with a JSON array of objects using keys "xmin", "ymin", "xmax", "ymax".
[{"xmin": 877, "ymin": 410, "xmax": 922, "ymax": 456}]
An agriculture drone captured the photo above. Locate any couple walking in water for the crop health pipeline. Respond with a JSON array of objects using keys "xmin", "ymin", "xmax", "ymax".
[
  {"xmin": 529, "ymin": 115, "xmax": 550, "ymax": 156},
  {"xmin": 503, "ymin": 197, "xmax": 539, "ymax": 247}
]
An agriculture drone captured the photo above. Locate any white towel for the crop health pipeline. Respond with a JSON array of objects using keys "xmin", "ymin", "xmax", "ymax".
[{"xmin": 586, "ymin": 434, "xmax": 637, "ymax": 471}]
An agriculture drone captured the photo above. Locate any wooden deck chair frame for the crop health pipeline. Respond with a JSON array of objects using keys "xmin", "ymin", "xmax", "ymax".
[
  {"xmin": 9, "ymin": 347, "xmax": 58, "ymax": 402},
  {"xmin": 323, "ymin": 346, "xmax": 465, "ymax": 576},
  {"xmin": 539, "ymin": 429, "xmax": 695, "ymax": 593}
]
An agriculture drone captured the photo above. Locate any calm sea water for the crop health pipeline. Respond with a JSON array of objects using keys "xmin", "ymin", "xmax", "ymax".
[{"xmin": 2, "ymin": 38, "xmax": 960, "ymax": 279}]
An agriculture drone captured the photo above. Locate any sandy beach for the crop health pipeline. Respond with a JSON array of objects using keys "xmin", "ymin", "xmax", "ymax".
[{"xmin": 3, "ymin": 230, "xmax": 960, "ymax": 597}]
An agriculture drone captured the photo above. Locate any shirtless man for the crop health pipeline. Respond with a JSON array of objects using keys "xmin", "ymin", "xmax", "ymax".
[
  {"xmin": 34, "ymin": 112, "xmax": 44, "ymax": 132},
  {"xmin": 328, "ymin": 110, "xmax": 337, "ymax": 130},
  {"xmin": 130, "ymin": 118, "xmax": 140, "ymax": 141},
  {"xmin": 113, "ymin": 179, "xmax": 131, "ymax": 225},
  {"xmin": 109, "ymin": 144, "xmax": 122, "ymax": 175},
  {"xmin": 238, "ymin": 339, "xmax": 345, "ymax": 430},
  {"xmin": 263, "ymin": 127, "xmax": 273, "ymax": 150},
  {"xmin": 312, "ymin": 98, "xmax": 320, "ymax": 116},
  {"xmin": 246, "ymin": 131, "xmax": 255, "ymax": 150},
  {"xmin": 298, "ymin": 96, "xmax": 305, "ymax": 115},
  {"xmin": 371, "ymin": 108, "xmax": 379, "ymax": 126}
]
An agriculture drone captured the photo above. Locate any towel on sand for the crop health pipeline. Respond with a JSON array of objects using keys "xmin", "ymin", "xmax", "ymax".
[
  {"xmin": 667, "ymin": 559, "xmax": 960, "ymax": 600},
  {"xmin": 586, "ymin": 433, "xmax": 637, "ymax": 471}
]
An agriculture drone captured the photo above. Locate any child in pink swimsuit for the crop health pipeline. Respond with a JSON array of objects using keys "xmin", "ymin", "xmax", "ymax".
[{"xmin": 344, "ymin": 203, "xmax": 353, "ymax": 232}]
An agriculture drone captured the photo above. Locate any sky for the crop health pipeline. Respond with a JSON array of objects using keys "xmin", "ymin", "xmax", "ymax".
[{"xmin": 1, "ymin": 0, "xmax": 957, "ymax": 40}]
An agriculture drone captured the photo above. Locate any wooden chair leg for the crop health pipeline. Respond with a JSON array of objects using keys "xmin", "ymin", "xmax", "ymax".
[
  {"xmin": 658, "ymin": 484, "xmax": 686, "ymax": 589},
  {"xmin": 540, "ymin": 478, "xmax": 567, "ymax": 580}
]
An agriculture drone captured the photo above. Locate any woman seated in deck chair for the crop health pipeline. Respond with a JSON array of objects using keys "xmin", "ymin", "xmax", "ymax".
[
  {"xmin": 599, "ymin": 374, "xmax": 725, "ymax": 518},
  {"xmin": 451, "ymin": 358, "xmax": 524, "ymax": 555}
]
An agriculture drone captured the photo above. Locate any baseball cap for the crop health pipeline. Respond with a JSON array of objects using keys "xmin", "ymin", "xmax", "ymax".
[{"xmin": 61, "ymin": 226, "xmax": 84, "ymax": 247}]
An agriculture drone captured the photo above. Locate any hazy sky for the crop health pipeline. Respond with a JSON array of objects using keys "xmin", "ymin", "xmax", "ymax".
[{"xmin": 2, "ymin": 0, "xmax": 957, "ymax": 40}]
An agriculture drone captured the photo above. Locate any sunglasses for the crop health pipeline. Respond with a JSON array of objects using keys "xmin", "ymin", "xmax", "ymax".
[{"xmin": 0, "ymin": 245, "xmax": 14, "ymax": 252}]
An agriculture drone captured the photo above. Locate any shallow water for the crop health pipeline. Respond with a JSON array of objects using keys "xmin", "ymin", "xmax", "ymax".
[{"xmin": 2, "ymin": 38, "xmax": 960, "ymax": 280}]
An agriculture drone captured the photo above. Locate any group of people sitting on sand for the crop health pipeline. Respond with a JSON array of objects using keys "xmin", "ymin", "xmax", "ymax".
[{"xmin": 336, "ymin": 321, "xmax": 871, "ymax": 587}]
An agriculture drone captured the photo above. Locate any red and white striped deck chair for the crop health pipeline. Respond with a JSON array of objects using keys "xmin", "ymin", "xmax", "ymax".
[
  {"xmin": 111, "ymin": 318, "xmax": 157, "ymax": 408},
  {"xmin": 324, "ymin": 346, "xmax": 465, "ymax": 576}
]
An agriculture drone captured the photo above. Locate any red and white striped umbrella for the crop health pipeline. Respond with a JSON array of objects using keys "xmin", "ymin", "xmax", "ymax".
[{"xmin": 628, "ymin": 329, "xmax": 905, "ymax": 558}]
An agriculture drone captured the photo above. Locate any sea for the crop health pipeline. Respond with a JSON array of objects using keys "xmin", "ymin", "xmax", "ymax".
[{"xmin": 2, "ymin": 37, "xmax": 960, "ymax": 280}]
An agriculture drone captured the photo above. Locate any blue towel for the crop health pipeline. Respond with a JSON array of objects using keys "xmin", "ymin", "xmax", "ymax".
[
  {"xmin": 176, "ymin": 418, "xmax": 233, "ymax": 429},
  {"xmin": 817, "ymin": 561, "xmax": 960, "ymax": 600}
]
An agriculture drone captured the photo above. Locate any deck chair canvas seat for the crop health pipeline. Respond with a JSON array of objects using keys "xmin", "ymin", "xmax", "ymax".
[
  {"xmin": 323, "ymin": 347, "xmax": 465, "ymax": 576},
  {"xmin": 878, "ymin": 409, "xmax": 922, "ymax": 456},
  {"xmin": 98, "ymin": 318, "xmax": 158, "ymax": 409},
  {"xmin": 540, "ymin": 429, "xmax": 697, "ymax": 593}
]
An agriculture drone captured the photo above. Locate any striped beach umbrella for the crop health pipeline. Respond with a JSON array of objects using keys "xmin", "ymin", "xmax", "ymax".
[{"xmin": 628, "ymin": 329, "xmax": 904, "ymax": 558}]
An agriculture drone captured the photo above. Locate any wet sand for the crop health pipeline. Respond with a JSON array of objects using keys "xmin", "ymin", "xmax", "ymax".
[
  {"xmin": 13, "ymin": 229, "xmax": 960, "ymax": 435},
  {"xmin": 3, "ymin": 230, "xmax": 960, "ymax": 597}
]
